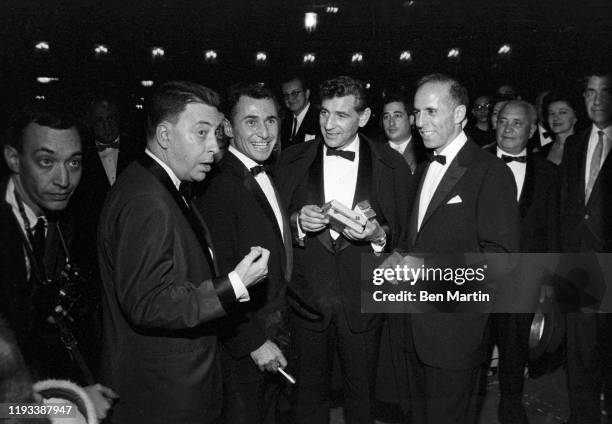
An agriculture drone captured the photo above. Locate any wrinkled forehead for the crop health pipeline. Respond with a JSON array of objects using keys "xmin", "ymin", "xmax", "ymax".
[{"xmin": 22, "ymin": 122, "xmax": 82, "ymax": 153}]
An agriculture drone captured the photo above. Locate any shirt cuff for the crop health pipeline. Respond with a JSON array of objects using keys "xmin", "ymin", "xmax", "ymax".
[
  {"xmin": 297, "ymin": 217, "xmax": 306, "ymax": 239},
  {"xmin": 371, "ymin": 240, "xmax": 386, "ymax": 253},
  {"xmin": 228, "ymin": 271, "xmax": 250, "ymax": 302}
]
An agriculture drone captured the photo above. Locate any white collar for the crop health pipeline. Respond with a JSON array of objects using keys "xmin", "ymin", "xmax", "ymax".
[
  {"xmin": 294, "ymin": 102, "xmax": 311, "ymax": 121},
  {"xmin": 5, "ymin": 177, "xmax": 40, "ymax": 229},
  {"xmin": 145, "ymin": 148, "xmax": 181, "ymax": 190},
  {"xmin": 436, "ymin": 131, "xmax": 467, "ymax": 163},
  {"xmin": 323, "ymin": 134, "xmax": 360, "ymax": 156},
  {"xmin": 592, "ymin": 123, "xmax": 612, "ymax": 141},
  {"xmin": 228, "ymin": 145, "xmax": 259, "ymax": 170},
  {"xmin": 496, "ymin": 146, "xmax": 527, "ymax": 158}
]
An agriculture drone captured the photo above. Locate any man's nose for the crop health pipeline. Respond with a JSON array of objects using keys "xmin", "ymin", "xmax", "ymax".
[{"xmin": 54, "ymin": 165, "xmax": 70, "ymax": 188}]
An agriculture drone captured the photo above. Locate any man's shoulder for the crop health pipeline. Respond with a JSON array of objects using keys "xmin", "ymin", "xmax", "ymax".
[
  {"xmin": 278, "ymin": 138, "xmax": 319, "ymax": 165},
  {"xmin": 365, "ymin": 135, "xmax": 408, "ymax": 171},
  {"xmin": 531, "ymin": 153, "xmax": 559, "ymax": 177}
]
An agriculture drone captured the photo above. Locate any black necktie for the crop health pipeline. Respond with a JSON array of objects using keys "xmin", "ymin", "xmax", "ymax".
[
  {"xmin": 326, "ymin": 148, "xmax": 355, "ymax": 161},
  {"xmin": 96, "ymin": 140, "xmax": 120, "ymax": 152},
  {"xmin": 426, "ymin": 152, "xmax": 446, "ymax": 165},
  {"xmin": 291, "ymin": 116, "xmax": 298, "ymax": 139},
  {"xmin": 179, "ymin": 181, "xmax": 193, "ymax": 203},
  {"xmin": 501, "ymin": 154, "xmax": 527, "ymax": 163},
  {"xmin": 250, "ymin": 165, "xmax": 269, "ymax": 176},
  {"xmin": 31, "ymin": 217, "xmax": 46, "ymax": 266},
  {"xmin": 542, "ymin": 131, "xmax": 552, "ymax": 139}
]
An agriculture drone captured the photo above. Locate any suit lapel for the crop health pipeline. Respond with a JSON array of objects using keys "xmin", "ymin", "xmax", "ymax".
[
  {"xmin": 421, "ymin": 155, "xmax": 467, "ymax": 228},
  {"xmin": 586, "ymin": 131, "xmax": 612, "ymax": 208},
  {"xmin": 519, "ymin": 154, "xmax": 535, "ymax": 218},
  {"xmin": 138, "ymin": 154, "xmax": 218, "ymax": 275},
  {"xmin": 306, "ymin": 144, "xmax": 335, "ymax": 254},
  {"xmin": 410, "ymin": 162, "xmax": 429, "ymax": 247}
]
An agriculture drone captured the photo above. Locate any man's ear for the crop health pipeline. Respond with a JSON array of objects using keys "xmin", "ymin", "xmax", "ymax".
[
  {"xmin": 304, "ymin": 89, "xmax": 311, "ymax": 102},
  {"xmin": 528, "ymin": 123, "xmax": 537, "ymax": 139},
  {"xmin": 223, "ymin": 118, "xmax": 234, "ymax": 139},
  {"xmin": 4, "ymin": 145, "xmax": 20, "ymax": 173},
  {"xmin": 358, "ymin": 107, "xmax": 372, "ymax": 127},
  {"xmin": 454, "ymin": 105, "xmax": 467, "ymax": 125},
  {"xmin": 156, "ymin": 122, "xmax": 172, "ymax": 149}
]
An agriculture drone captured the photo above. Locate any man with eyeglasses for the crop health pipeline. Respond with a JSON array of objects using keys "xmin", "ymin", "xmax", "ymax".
[
  {"xmin": 280, "ymin": 76, "xmax": 321, "ymax": 149},
  {"xmin": 465, "ymin": 95, "xmax": 493, "ymax": 147},
  {"xmin": 560, "ymin": 67, "xmax": 612, "ymax": 424}
]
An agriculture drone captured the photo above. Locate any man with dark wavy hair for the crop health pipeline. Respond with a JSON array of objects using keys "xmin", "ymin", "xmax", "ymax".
[{"xmin": 276, "ymin": 75, "xmax": 413, "ymax": 424}]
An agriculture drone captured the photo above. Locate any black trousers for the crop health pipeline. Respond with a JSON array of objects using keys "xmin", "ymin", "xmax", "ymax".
[
  {"xmin": 404, "ymin": 348, "xmax": 484, "ymax": 424},
  {"xmin": 566, "ymin": 313, "xmax": 612, "ymax": 424},
  {"xmin": 291, "ymin": 311, "xmax": 382, "ymax": 424},
  {"xmin": 491, "ymin": 313, "xmax": 532, "ymax": 424},
  {"xmin": 220, "ymin": 344, "xmax": 283, "ymax": 424}
]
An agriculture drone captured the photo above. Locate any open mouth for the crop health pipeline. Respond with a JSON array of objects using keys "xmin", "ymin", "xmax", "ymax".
[{"xmin": 251, "ymin": 141, "xmax": 271, "ymax": 150}]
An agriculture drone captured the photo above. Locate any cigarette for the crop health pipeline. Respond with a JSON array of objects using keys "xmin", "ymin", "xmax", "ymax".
[{"xmin": 278, "ymin": 367, "xmax": 296, "ymax": 384}]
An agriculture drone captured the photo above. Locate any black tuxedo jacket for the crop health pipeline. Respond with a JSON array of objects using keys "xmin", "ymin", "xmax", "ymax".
[
  {"xmin": 98, "ymin": 155, "xmax": 239, "ymax": 424},
  {"xmin": 281, "ymin": 104, "xmax": 321, "ymax": 150},
  {"xmin": 485, "ymin": 146, "xmax": 560, "ymax": 252},
  {"xmin": 560, "ymin": 128, "xmax": 612, "ymax": 252},
  {"xmin": 399, "ymin": 139, "xmax": 519, "ymax": 370},
  {"xmin": 276, "ymin": 134, "xmax": 414, "ymax": 332},
  {"xmin": 194, "ymin": 151, "xmax": 291, "ymax": 361},
  {"xmin": 70, "ymin": 136, "xmax": 141, "ymax": 271}
]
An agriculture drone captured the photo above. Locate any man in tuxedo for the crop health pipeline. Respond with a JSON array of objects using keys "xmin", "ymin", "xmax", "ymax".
[
  {"xmin": 276, "ymin": 76, "xmax": 412, "ymax": 424},
  {"xmin": 194, "ymin": 82, "xmax": 290, "ymax": 424},
  {"xmin": 71, "ymin": 99, "xmax": 141, "ymax": 262},
  {"xmin": 392, "ymin": 74, "xmax": 519, "ymax": 424},
  {"xmin": 98, "ymin": 81, "xmax": 270, "ymax": 424},
  {"xmin": 1, "ymin": 102, "xmax": 117, "ymax": 420},
  {"xmin": 382, "ymin": 92, "xmax": 424, "ymax": 174},
  {"xmin": 560, "ymin": 68, "xmax": 612, "ymax": 424},
  {"xmin": 280, "ymin": 76, "xmax": 321, "ymax": 149},
  {"xmin": 489, "ymin": 100, "xmax": 560, "ymax": 424}
]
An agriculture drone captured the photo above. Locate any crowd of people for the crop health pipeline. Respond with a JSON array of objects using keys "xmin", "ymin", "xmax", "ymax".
[{"xmin": 0, "ymin": 64, "xmax": 610, "ymax": 424}]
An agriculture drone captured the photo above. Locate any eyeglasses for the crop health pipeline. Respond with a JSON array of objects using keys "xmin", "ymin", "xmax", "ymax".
[
  {"xmin": 283, "ymin": 90, "xmax": 303, "ymax": 100},
  {"xmin": 474, "ymin": 104, "xmax": 491, "ymax": 111}
]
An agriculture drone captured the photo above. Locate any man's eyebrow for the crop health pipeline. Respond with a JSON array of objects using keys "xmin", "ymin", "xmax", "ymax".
[
  {"xmin": 33, "ymin": 147, "xmax": 56, "ymax": 154},
  {"xmin": 194, "ymin": 120, "xmax": 213, "ymax": 126}
]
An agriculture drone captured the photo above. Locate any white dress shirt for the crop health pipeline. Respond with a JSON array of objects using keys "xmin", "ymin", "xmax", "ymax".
[
  {"xmin": 418, "ymin": 132, "xmax": 467, "ymax": 230},
  {"xmin": 388, "ymin": 136, "xmax": 412, "ymax": 155},
  {"xmin": 538, "ymin": 124, "xmax": 553, "ymax": 147},
  {"xmin": 5, "ymin": 177, "xmax": 47, "ymax": 279},
  {"xmin": 228, "ymin": 146, "xmax": 284, "ymax": 237},
  {"xmin": 324, "ymin": 136, "xmax": 360, "ymax": 239},
  {"xmin": 97, "ymin": 135, "xmax": 120, "ymax": 185},
  {"xmin": 145, "ymin": 149, "xmax": 249, "ymax": 301},
  {"xmin": 584, "ymin": 124, "xmax": 612, "ymax": 193},
  {"xmin": 497, "ymin": 147, "xmax": 526, "ymax": 201}
]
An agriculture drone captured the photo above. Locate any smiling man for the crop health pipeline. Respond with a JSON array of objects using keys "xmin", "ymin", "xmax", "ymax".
[
  {"xmin": 391, "ymin": 74, "xmax": 519, "ymax": 424},
  {"xmin": 194, "ymin": 82, "xmax": 291, "ymax": 424},
  {"xmin": 98, "ymin": 81, "xmax": 270, "ymax": 424},
  {"xmin": 276, "ymin": 76, "xmax": 412, "ymax": 424}
]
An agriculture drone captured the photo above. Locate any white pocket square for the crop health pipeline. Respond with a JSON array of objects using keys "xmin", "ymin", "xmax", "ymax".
[
  {"xmin": 447, "ymin": 195, "xmax": 462, "ymax": 204},
  {"xmin": 304, "ymin": 134, "xmax": 316, "ymax": 142}
]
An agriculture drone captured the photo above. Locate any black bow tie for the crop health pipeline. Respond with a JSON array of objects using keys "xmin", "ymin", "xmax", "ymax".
[
  {"xmin": 326, "ymin": 148, "xmax": 355, "ymax": 161},
  {"xmin": 426, "ymin": 152, "xmax": 447, "ymax": 165},
  {"xmin": 501, "ymin": 154, "xmax": 527, "ymax": 163},
  {"xmin": 96, "ymin": 141, "xmax": 120, "ymax": 152},
  {"xmin": 250, "ymin": 165, "xmax": 270, "ymax": 176}
]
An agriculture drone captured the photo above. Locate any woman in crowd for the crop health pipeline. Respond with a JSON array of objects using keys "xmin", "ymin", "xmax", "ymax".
[{"xmin": 542, "ymin": 92, "xmax": 581, "ymax": 165}]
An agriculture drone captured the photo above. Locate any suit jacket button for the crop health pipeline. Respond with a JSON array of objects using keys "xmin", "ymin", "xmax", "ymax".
[{"xmin": 584, "ymin": 214, "xmax": 590, "ymax": 220}]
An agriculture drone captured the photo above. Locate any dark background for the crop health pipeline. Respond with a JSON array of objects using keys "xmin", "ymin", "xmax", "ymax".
[{"xmin": 1, "ymin": 0, "xmax": 611, "ymax": 132}]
